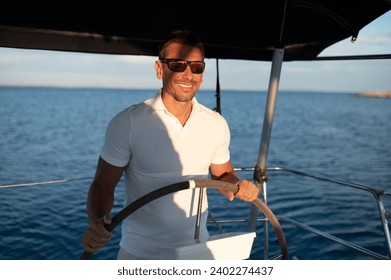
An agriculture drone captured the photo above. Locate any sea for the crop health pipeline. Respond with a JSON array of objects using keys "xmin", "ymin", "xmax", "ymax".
[{"xmin": 0, "ymin": 86, "xmax": 390, "ymax": 260}]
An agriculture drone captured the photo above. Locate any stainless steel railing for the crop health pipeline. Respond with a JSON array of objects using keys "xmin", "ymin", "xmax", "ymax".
[{"xmin": 220, "ymin": 166, "xmax": 391, "ymax": 259}]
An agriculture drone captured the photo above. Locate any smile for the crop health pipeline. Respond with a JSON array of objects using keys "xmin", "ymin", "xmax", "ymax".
[{"xmin": 178, "ymin": 83, "xmax": 193, "ymax": 88}]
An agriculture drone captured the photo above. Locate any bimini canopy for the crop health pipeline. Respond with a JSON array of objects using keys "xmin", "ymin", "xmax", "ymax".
[{"xmin": 0, "ymin": 0, "xmax": 390, "ymax": 61}]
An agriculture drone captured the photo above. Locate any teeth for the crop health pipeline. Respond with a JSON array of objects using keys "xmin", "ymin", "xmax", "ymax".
[{"xmin": 178, "ymin": 83, "xmax": 192, "ymax": 88}]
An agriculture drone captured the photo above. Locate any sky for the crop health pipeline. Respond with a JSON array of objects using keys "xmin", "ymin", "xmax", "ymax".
[{"xmin": 0, "ymin": 11, "xmax": 390, "ymax": 93}]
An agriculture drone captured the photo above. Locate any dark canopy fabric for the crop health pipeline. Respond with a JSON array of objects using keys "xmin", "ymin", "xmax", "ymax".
[{"xmin": 0, "ymin": 0, "xmax": 390, "ymax": 61}]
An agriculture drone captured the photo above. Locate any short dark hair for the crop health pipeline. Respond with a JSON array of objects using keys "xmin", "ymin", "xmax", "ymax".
[{"xmin": 158, "ymin": 30, "xmax": 205, "ymax": 60}]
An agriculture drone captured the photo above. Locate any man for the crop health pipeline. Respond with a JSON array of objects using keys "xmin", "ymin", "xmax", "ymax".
[{"xmin": 82, "ymin": 30, "xmax": 259, "ymax": 259}]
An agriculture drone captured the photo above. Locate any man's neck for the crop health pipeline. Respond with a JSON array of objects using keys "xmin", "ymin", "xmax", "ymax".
[{"xmin": 161, "ymin": 91, "xmax": 193, "ymax": 126}]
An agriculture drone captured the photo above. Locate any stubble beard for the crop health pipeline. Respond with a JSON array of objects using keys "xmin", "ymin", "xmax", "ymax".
[
  {"xmin": 172, "ymin": 90, "xmax": 196, "ymax": 102},
  {"xmin": 164, "ymin": 85, "xmax": 196, "ymax": 103}
]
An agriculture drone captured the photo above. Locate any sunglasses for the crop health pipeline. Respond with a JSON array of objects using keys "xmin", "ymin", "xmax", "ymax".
[{"xmin": 159, "ymin": 59, "xmax": 205, "ymax": 74}]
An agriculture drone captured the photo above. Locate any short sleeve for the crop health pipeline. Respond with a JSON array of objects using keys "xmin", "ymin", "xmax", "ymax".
[
  {"xmin": 211, "ymin": 115, "xmax": 231, "ymax": 164},
  {"xmin": 100, "ymin": 109, "xmax": 132, "ymax": 167}
]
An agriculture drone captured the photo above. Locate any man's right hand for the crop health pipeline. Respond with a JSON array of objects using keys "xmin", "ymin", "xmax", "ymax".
[{"xmin": 82, "ymin": 215, "xmax": 112, "ymax": 253}]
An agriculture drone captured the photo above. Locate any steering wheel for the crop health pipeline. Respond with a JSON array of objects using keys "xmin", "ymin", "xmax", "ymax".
[{"xmin": 80, "ymin": 179, "xmax": 288, "ymax": 260}]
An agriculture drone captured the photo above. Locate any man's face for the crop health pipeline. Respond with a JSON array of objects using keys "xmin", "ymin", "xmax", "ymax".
[{"xmin": 155, "ymin": 42, "xmax": 204, "ymax": 103}]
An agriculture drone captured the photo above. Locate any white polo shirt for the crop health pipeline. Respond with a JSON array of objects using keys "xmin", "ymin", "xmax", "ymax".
[{"xmin": 100, "ymin": 90, "xmax": 231, "ymax": 259}]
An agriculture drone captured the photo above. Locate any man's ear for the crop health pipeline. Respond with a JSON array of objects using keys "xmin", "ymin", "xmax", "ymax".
[{"xmin": 155, "ymin": 61, "xmax": 163, "ymax": 79}]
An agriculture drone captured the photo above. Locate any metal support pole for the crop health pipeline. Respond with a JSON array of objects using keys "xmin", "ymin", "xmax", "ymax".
[
  {"xmin": 257, "ymin": 47, "xmax": 284, "ymax": 169},
  {"xmin": 215, "ymin": 59, "xmax": 221, "ymax": 114},
  {"xmin": 194, "ymin": 188, "xmax": 204, "ymax": 241},
  {"xmin": 248, "ymin": 47, "xmax": 285, "ymax": 258}
]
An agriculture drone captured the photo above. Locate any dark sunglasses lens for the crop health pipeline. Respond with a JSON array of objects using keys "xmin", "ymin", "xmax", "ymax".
[
  {"xmin": 168, "ymin": 61, "xmax": 187, "ymax": 72},
  {"xmin": 190, "ymin": 62, "xmax": 205, "ymax": 74},
  {"xmin": 166, "ymin": 60, "xmax": 205, "ymax": 74}
]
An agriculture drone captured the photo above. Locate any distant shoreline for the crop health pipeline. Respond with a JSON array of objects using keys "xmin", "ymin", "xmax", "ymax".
[{"xmin": 354, "ymin": 91, "xmax": 391, "ymax": 98}]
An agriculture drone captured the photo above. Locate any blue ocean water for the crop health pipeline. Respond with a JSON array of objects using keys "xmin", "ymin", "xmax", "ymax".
[{"xmin": 0, "ymin": 87, "xmax": 390, "ymax": 260}]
